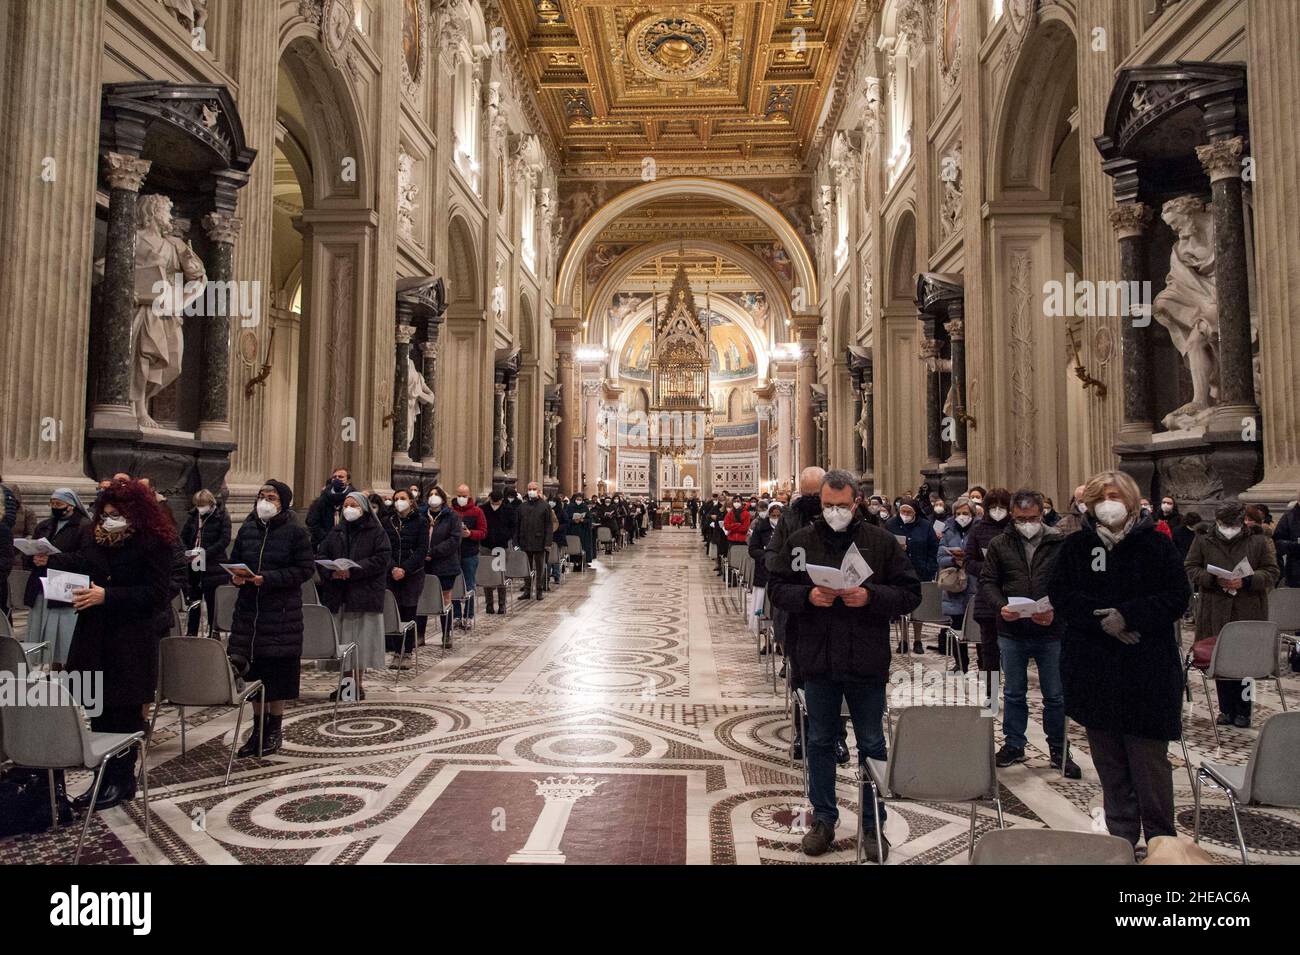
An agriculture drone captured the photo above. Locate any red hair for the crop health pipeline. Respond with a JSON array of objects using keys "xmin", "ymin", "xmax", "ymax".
[{"xmin": 94, "ymin": 478, "xmax": 178, "ymax": 546}]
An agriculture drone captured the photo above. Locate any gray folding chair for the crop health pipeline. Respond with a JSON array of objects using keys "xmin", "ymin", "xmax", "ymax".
[
  {"xmin": 0, "ymin": 623, "xmax": 46, "ymax": 670},
  {"xmin": 301, "ymin": 577, "xmax": 321, "ymax": 606},
  {"xmin": 210, "ymin": 584, "xmax": 237, "ymax": 640},
  {"xmin": 596, "ymin": 525, "xmax": 615, "ymax": 556},
  {"xmin": 384, "ymin": 590, "xmax": 419, "ymax": 684},
  {"xmin": 565, "ymin": 535, "xmax": 586, "ymax": 572},
  {"xmin": 1194, "ymin": 711, "xmax": 1300, "ymax": 864},
  {"xmin": 451, "ymin": 573, "xmax": 475, "ymax": 628},
  {"xmin": 1267, "ymin": 588, "xmax": 1300, "ymax": 668},
  {"xmin": 1191, "ymin": 620, "xmax": 1288, "ymax": 744},
  {"xmin": 859, "ymin": 705, "xmax": 1004, "ymax": 864},
  {"xmin": 146, "ymin": 636, "xmax": 266, "ymax": 787},
  {"xmin": 726, "ymin": 544, "xmax": 747, "ymax": 588},
  {"xmin": 300, "ymin": 604, "xmax": 358, "ymax": 725},
  {"xmin": 0, "ymin": 676, "xmax": 150, "ymax": 863},
  {"xmin": 477, "ymin": 563, "xmax": 506, "ymax": 614},
  {"xmin": 8, "ymin": 567, "xmax": 30, "ymax": 612},
  {"xmin": 504, "ymin": 547, "xmax": 532, "ymax": 596},
  {"xmin": 971, "ymin": 828, "xmax": 1135, "ymax": 865},
  {"xmin": 416, "ymin": 574, "xmax": 451, "ymax": 650}
]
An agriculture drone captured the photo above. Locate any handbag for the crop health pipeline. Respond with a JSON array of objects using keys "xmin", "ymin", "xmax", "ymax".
[
  {"xmin": 937, "ymin": 564, "xmax": 967, "ymax": 594},
  {"xmin": 1191, "ymin": 636, "xmax": 1216, "ymax": 670}
]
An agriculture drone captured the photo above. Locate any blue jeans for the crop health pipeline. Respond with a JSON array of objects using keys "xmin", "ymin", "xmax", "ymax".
[
  {"xmin": 804, "ymin": 677, "xmax": 888, "ymax": 830},
  {"xmin": 455, "ymin": 554, "xmax": 478, "ymax": 620},
  {"xmin": 997, "ymin": 635, "xmax": 1064, "ymax": 751}
]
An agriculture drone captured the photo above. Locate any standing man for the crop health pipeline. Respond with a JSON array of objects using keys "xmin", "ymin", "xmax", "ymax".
[
  {"xmin": 305, "ymin": 466, "xmax": 355, "ymax": 549},
  {"xmin": 517, "ymin": 481, "xmax": 554, "ymax": 601},
  {"xmin": 452, "ymin": 484, "xmax": 486, "ymax": 626},
  {"xmin": 769, "ymin": 470, "xmax": 922, "ymax": 861},
  {"xmin": 480, "ymin": 489, "xmax": 516, "ymax": 613},
  {"xmin": 687, "ymin": 495, "xmax": 699, "ymax": 529}
]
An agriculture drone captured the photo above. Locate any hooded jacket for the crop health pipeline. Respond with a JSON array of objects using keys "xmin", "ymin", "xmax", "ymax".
[
  {"xmin": 883, "ymin": 513, "xmax": 940, "ymax": 581},
  {"xmin": 723, "ymin": 504, "xmax": 752, "ymax": 543},
  {"xmin": 964, "ymin": 512, "xmax": 1011, "ymax": 621},
  {"xmin": 305, "ymin": 479, "xmax": 355, "ymax": 549},
  {"xmin": 226, "ymin": 479, "xmax": 316, "ymax": 661},
  {"xmin": 482, "ymin": 499, "xmax": 517, "ymax": 550},
  {"xmin": 318, "ymin": 493, "xmax": 392, "ymax": 614}
]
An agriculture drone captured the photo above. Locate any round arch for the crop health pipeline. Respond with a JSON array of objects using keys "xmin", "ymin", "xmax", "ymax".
[
  {"xmin": 518, "ymin": 292, "xmax": 537, "ymax": 359},
  {"xmin": 557, "ymin": 177, "xmax": 818, "ymax": 309},
  {"xmin": 606, "ymin": 292, "xmax": 772, "ymax": 384},
  {"xmin": 446, "ymin": 214, "xmax": 479, "ymax": 306},
  {"xmin": 886, "ymin": 209, "xmax": 918, "ymax": 305}
]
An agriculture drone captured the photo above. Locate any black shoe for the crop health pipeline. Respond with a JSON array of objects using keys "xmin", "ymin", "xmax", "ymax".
[
  {"xmin": 995, "ymin": 745, "xmax": 1026, "ymax": 768},
  {"xmin": 520, "ymin": 592, "xmax": 532, "ymax": 600},
  {"xmin": 1050, "ymin": 749, "xmax": 1082, "ymax": 779},
  {"xmin": 912, "ymin": 639, "xmax": 924, "ymax": 655},
  {"xmin": 801, "ymin": 819, "xmax": 836, "ymax": 857},
  {"xmin": 1233, "ymin": 714, "xmax": 1251, "ymax": 729},
  {"xmin": 1215, "ymin": 712, "xmax": 1234, "ymax": 726},
  {"xmin": 834, "ymin": 739, "xmax": 851, "ymax": 766},
  {"xmin": 759, "ymin": 640, "xmax": 769, "ymax": 656},
  {"xmin": 894, "ymin": 642, "xmax": 906, "ymax": 655},
  {"xmin": 259, "ymin": 715, "xmax": 283, "ymax": 756},
  {"xmin": 790, "ymin": 740, "xmax": 803, "ymax": 761},
  {"xmin": 860, "ymin": 829, "xmax": 891, "ymax": 863},
  {"xmin": 77, "ymin": 778, "xmax": 136, "ymax": 812},
  {"xmin": 236, "ymin": 726, "xmax": 264, "ymax": 759}
]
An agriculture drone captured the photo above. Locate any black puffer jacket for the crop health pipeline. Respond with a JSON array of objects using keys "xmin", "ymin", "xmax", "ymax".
[
  {"xmin": 319, "ymin": 508, "xmax": 392, "ymax": 614},
  {"xmin": 747, "ymin": 514, "xmax": 778, "ymax": 588},
  {"xmin": 180, "ymin": 503, "xmax": 231, "ymax": 587},
  {"xmin": 383, "ymin": 509, "xmax": 427, "ymax": 607},
  {"xmin": 978, "ymin": 525, "xmax": 1066, "ymax": 639},
  {"xmin": 482, "ymin": 501, "xmax": 516, "ymax": 550},
  {"xmin": 23, "ymin": 510, "xmax": 89, "ymax": 608},
  {"xmin": 227, "ymin": 482, "xmax": 316, "ymax": 661},
  {"xmin": 421, "ymin": 505, "xmax": 464, "ymax": 579},
  {"xmin": 769, "ymin": 516, "xmax": 922, "ymax": 683},
  {"xmin": 1047, "ymin": 516, "xmax": 1190, "ymax": 741}
]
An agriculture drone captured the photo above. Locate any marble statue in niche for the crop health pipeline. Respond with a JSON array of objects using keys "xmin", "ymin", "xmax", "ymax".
[
  {"xmin": 405, "ymin": 355, "xmax": 435, "ymax": 447},
  {"xmin": 1152, "ymin": 195, "xmax": 1218, "ymax": 431},
  {"xmin": 855, "ymin": 397, "xmax": 870, "ymax": 456},
  {"xmin": 161, "ymin": 0, "xmax": 208, "ymax": 32},
  {"xmin": 397, "ymin": 149, "xmax": 419, "ymax": 240}
]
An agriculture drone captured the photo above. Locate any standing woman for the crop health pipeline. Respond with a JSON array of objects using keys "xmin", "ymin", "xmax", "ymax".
[
  {"xmin": 1048, "ymin": 470, "xmax": 1190, "ymax": 848},
  {"xmin": 24, "ymin": 488, "xmax": 91, "ymax": 667},
  {"xmin": 318, "ymin": 490, "xmax": 392, "ymax": 699},
  {"xmin": 549, "ymin": 493, "xmax": 569, "ymax": 586},
  {"xmin": 179, "ymin": 489, "xmax": 230, "ymax": 635},
  {"xmin": 48, "ymin": 480, "xmax": 177, "ymax": 809},
  {"xmin": 937, "ymin": 497, "xmax": 978, "ymax": 671},
  {"xmin": 1184, "ymin": 501, "xmax": 1279, "ymax": 729},
  {"xmin": 964, "ymin": 487, "xmax": 1012, "ymax": 673},
  {"xmin": 383, "ymin": 488, "xmax": 426, "ymax": 665},
  {"xmin": 228, "ymin": 480, "xmax": 315, "ymax": 757},
  {"xmin": 419, "ymin": 486, "xmax": 463, "ymax": 649},
  {"xmin": 566, "ymin": 493, "xmax": 594, "ymax": 565},
  {"xmin": 748, "ymin": 501, "xmax": 782, "ymax": 647},
  {"xmin": 884, "ymin": 497, "xmax": 939, "ymax": 654}
]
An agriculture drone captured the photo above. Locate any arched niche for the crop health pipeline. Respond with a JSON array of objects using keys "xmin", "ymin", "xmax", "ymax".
[
  {"xmin": 445, "ymin": 214, "xmax": 480, "ymax": 307},
  {"xmin": 887, "ymin": 209, "xmax": 918, "ymax": 304}
]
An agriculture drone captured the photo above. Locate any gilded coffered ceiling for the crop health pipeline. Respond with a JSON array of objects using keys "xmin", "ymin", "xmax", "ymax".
[{"xmin": 498, "ymin": 1, "xmax": 873, "ymax": 173}]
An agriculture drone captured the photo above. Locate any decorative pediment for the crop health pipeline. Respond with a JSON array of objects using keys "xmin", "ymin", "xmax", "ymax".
[{"xmin": 915, "ymin": 271, "xmax": 963, "ymax": 314}]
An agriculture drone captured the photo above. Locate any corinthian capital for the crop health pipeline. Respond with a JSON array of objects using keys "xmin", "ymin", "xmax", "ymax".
[
  {"xmin": 202, "ymin": 212, "xmax": 243, "ymax": 245},
  {"xmin": 103, "ymin": 152, "xmax": 152, "ymax": 192},
  {"xmin": 1195, "ymin": 136, "xmax": 1245, "ymax": 183},
  {"xmin": 1108, "ymin": 202, "xmax": 1152, "ymax": 240}
]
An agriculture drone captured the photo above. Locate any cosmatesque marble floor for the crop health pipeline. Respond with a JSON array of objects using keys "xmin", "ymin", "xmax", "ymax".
[{"xmin": 4, "ymin": 527, "xmax": 1298, "ymax": 865}]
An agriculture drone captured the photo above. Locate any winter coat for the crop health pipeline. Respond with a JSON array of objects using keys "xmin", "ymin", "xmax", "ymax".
[
  {"xmin": 383, "ymin": 509, "xmax": 427, "ymax": 607},
  {"xmin": 766, "ymin": 494, "xmax": 822, "ymax": 572},
  {"xmin": 964, "ymin": 514, "xmax": 1011, "ymax": 621},
  {"xmin": 421, "ymin": 505, "xmax": 464, "ymax": 579},
  {"xmin": 883, "ymin": 514, "xmax": 940, "ymax": 581},
  {"xmin": 227, "ymin": 505, "xmax": 316, "ymax": 661},
  {"xmin": 1272, "ymin": 506, "xmax": 1300, "ymax": 588},
  {"xmin": 23, "ymin": 510, "xmax": 89, "ymax": 608},
  {"xmin": 305, "ymin": 484, "xmax": 355, "ymax": 549},
  {"xmin": 768, "ymin": 516, "xmax": 922, "ymax": 683},
  {"xmin": 1172, "ymin": 523, "xmax": 1198, "ymax": 560},
  {"xmin": 723, "ymin": 506, "xmax": 752, "ymax": 543},
  {"xmin": 318, "ymin": 511, "xmax": 392, "ymax": 614},
  {"xmin": 1047, "ymin": 516, "xmax": 1191, "ymax": 741},
  {"xmin": 937, "ymin": 520, "xmax": 977, "ymax": 617},
  {"xmin": 0, "ymin": 522, "xmax": 11, "ymax": 585},
  {"xmin": 180, "ymin": 504, "xmax": 231, "ymax": 589},
  {"xmin": 453, "ymin": 500, "xmax": 487, "ymax": 559},
  {"xmin": 551, "ymin": 501, "xmax": 570, "ymax": 546},
  {"xmin": 747, "ymin": 516, "xmax": 778, "ymax": 588},
  {"xmin": 516, "ymin": 497, "xmax": 555, "ymax": 551},
  {"xmin": 978, "ymin": 525, "xmax": 1066, "ymax": 639},
  {"xmin": 482, "ymin": 501, "xmax": 517, "ymax": 550},
  {"xmin": 50, "ymin": 525, "xmax": 178, "ymax": 707},
  {"xmin": 1185, "ymin": 525, "xmax": 1280, "ymax": 642}
]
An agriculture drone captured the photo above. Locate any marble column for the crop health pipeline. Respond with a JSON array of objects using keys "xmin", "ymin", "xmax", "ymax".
[
  {"xmin": 945, "ymin": 312, "xmax": 967, "ymax": 461},
  {"xmin": 582, "ymin": 380, "xmax": 602, "ymax": 495},
  {"xmin": 92, "ymin": 149, "xmax": 152, "ymax": 430},
  {"xmin": 504, "ymin": 372, "xmax": 518, "ymax": 479},
  {"xmin": 418, "ymin": 336, "xmax": 439, "ymax": 465},
  {"xmin": 392, "ymin": 322, "xmax": 415, "ymax": 461},
  {"xmin": 507, "ymin": 776, "xmax": 603, "ymax": 864},
  {"xmin": 556, "ymin": 347, "xmax": 576, "ymax": 490},
  {"xmin": 862, "ymin": 378, "xmax": 875, "ymax": 477},
  {"xmin": 775, "ymin": 380, "xmax": 795, "ymax": 490},
  {"xmin": 198, "ymin": 211, "xmax": 242, "ymax": 441},
  {"xmin": 1196, "ymin": 135, "xmax": 1258, "ymax": 426},
  {"xmin": 919, "ymin": 338, "xmax": 943, "ymax": 464},
  {"xmin": 1109, "ymin": 202, "xmax": 1155, "ymax": 439}
]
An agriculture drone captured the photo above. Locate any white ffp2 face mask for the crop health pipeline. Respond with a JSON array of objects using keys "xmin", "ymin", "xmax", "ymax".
[
  {"xmin": 394, "ymin": 499, "xmax": 411, "ymax": 514},
  {"xmin": 823, "ymin": 506, "xmax": 853, "ymax": 532},
  {"xmin": 988, "ymin": 507, "xmax": 1008, "ymax": 523},
  {"xmin": 101, "ymin": 515, "xmax": 128, "ymax": 532},
  {"xmin": 1094, "ymin": 500, "xmax": 1129, "ymax": 527},
  {"xmin": 1217, "ymin": 523, "xmax": 1242, "ymax": 540},
  {"xmin": 256, "ymin": 499, "xmax": 278, "ymax": 521},
  {"xmin": 342, "ymin": 505, "xmax": 363, "ymax": 522},
  {"xmin": 955, "ymin": 514, "xmax": 972, "ymax": 528},
  {"xmin": 1016, "ymin": 521, "xmax": 1042, "ymax": 539}
]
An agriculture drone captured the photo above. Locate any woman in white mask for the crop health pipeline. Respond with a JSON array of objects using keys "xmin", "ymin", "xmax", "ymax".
[
  {"xmin": 180, "ymin": 488, "xmax": 230, "ymax": 635},
  {"xmin": 382, "ymin": 489, "xmax": 427, "ymax": 664},
  {"xmin": 316, "ymin": 490, "xmax": 393, "ymax": 700},
  {"xmin": 936, "ymin": 497, "xmax": 978, "ymax": 671},
  {"xmin": 964, "ymin": 487, "xmax": 1012, "ymax": 673},
  {"xmin": 1047, "ymin": 470, "xmax": 1192, "ymax": 849}
]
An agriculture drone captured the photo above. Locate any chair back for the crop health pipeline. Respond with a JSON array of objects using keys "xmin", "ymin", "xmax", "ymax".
[
  {"xmin": 157, "ymin": 636, "xmax": 239, "ymax": 707},
  {"xmin": 382, "ymin": 590, "xmax": 405, "ymax": 635},
  {"xmin": 1267, "ymin": 587, "xmax": 1300, "ymax": 634},
  {"xmin": 0, "ymin": 613, "xmax": 12, "ymax": 640},
  {"xmin": 1241, "ymin": 711, "xmax": 1300, "ymax": 807},
  {"xmin": 565, "ymin": 535, "xmax": 584, "ymax": 557},
  {"xmin": 912, "ymin": 581, "xmax": 948, "ymax": 624},
  {"xmin": 301, "ymin": 577, "xmax": 321, "ymax": 606},
  {"xmin": 971, "ymin": 829, "xmax": 1135, "ymax": 865},
  {"xmin": 596, "ymin": 526, "xmax": 613, "ymax": 544},
  {"xmin": 300, "ymin": 604, "xmax": 342, "ymax": 661},
  {"xmin": 451, "ymin": 574, "xmax": 469, "ymax": 599},
  {"xmin": 886, "ymin": 705, "xmax": 996, "ymax": 802},
  {"xmin": 212, "ymin": 584, "xmax": 238, "ymax": 632},
  {"xmin": 0, "ymin": 635, "xmax": 27, "ymax": 675},
  {"xmin": 727, "ymin": 543, "xmax": 747, "ymax": 566},
  {"xmin": 960, "ymin": 599, "xmax": 978, "ymax": 643},
  {"xmin": 1209, "ymin": 620, "xmax": 1280, "ymax": 680},
  {"xmin": 0, "ymin": 677, "xmax": 89, "ymax": 769},
  {"xmin": 415, "ymin": 575, "xmax": 445, "ymax": 616},
  {"xmin": 505, "ymin": 548, "xmax": 531, "ymax": 579},
  {"xmin": 8, "ymin": 568, "xmax": 30, "ymax": 612},
  {"xmin": 476, "ymin": 564, "xmax": 505, "ymax": 589}
]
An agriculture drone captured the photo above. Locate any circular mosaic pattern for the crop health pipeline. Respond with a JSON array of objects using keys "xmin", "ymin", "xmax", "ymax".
[
  {"xmin": 544, "ymin": 666, "xmax": 677, "ymax": 695},
  {"xmin": 280, "ymin": 704, "xmax": 467, "ymax": 756},
  {"xmin": 590, "ymin": 623, "xmax": 681, "ymax": 638},
  {"xmin": 583, "ymin": 634, "xmax": 679, "ymax": 651},
  {"xmin": 627, "ymin": 13, "xmax": 724, "ymax": 81},
  {"xmin": 752, "ymin": 801, "xmax": 813, "ymax": 835},
  {"xmin": 275, "ymin": 793, "xmax": 366, "ymax": 825},
  {"xmin": 556, "ymin": 649, "xmax": 678, "ymax": 671},
  {"xmin": 548, "ymin": 737, "xmax": 619, "ymax": 757},
  {"xmin": 1176, "ymin": 807, "xmax": 1300, "ymax": 855},
  {"xmin": 220, "ymin": 779, "xmax": 390, "ymax": 844},
  {"xmin": 514, "ymin": 727, "xmax": 653, "ymax": 761}
]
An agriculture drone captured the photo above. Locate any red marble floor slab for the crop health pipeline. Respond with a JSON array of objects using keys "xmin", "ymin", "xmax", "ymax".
[{"xmin": 387, "ymin": 769, "xmax": 686, "ymax": 865}]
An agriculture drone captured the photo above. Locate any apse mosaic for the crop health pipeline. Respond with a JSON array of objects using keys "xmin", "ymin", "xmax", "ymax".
[{"xmin": 619, "ymin": 312, "xmax": 758, "ymax": 381}]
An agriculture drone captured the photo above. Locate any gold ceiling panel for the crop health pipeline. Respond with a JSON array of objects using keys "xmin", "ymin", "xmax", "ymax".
[{"xmin": 499, "ymin": 0, "xmax": 865, "ymax": 171}]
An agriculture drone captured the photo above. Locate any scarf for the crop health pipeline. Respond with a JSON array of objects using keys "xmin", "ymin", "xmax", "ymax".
[
  {"xmin": 1095, "ymin": 514, "xmax": 1137, "ymax": 550},
  {"xmin": 94, "ymin": 522, "xmax": 134, "ymax": 547}
]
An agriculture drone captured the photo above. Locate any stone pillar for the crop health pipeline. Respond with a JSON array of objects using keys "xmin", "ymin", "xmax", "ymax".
[
  {"xmin": 92, "ymin": 149, "xmax": 152, "ymax": 430},
  {"xmin": 556, "ymin": 346, "xmax": 576, "ymax": 490},
  {"xmin": 945, "ymin": 311, "xmax": 967, "ymax": 461},
  {"xmin": 919, "ymin": 338, "xmax": 943, "ymax": 464},
  {"xmin": 418, "ymin": 336, "xmax": 439, "ymax": 465},
  {"xmin": 775, "ymin": 379, "xmax": 795, "ymax": 491},
  {"xmin": 862, "ymin": 377, "xmax": 875, "ymax": 477},
  {"xmin": 504, "ymin": 372, "xmax": 519, "ymax": 479},
  {"xmin": 198, "ymin": 210, "xmax": 242, "ymax": 441},
  {"xmin": 1109, "ymin": 202, "xmax": 1155, "ymax": 439},
  {"xmin": 392, "ymin": 321, "xmax": 415, "ymax": 461},
  {"xmin": 582, "ymin": 380, "xmax": 602, "ymax": 495},
  {"xmin": 792, "ymin": 317, "xmax": 819, "ymax": 471},
  {"xmin": 1196, "ymin": 135, "xmax": 1258, "ymax": 427}
]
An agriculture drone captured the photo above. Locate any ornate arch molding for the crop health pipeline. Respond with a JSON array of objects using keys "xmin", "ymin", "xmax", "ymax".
[
  {"xmin": 518, "ymin": 292, "xmax": 537, "ymax": 359},
  {"xmin": 885, "ymin": 207, "xmax": 918, "ymax": 304},
  {"xmin": 446, "ymin": 214, "xmax": 481, "ymax": 306},
  {"xmin": 989, "ymin": 11, "xmax": 1079, "ymax": 199},
  {"xmin": 606, "ymin": 294, "xmax": 772, "ymax": 384},
  {"xmin": 556, "ymin": 177, "xmax": 819, "ymax": 309},
  {"xmin": 586, "ymin": 238, "xmax": 792, "ymax": 343}
]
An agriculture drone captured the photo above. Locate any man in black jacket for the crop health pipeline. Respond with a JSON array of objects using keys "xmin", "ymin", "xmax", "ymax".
[
  {"xmin": 1272, "ymin": 492, "xmax": 1300, "ymax": 587},
  {"xmin": 978, "ymin": 488, "xmax": 1078, "ymax": 777},
  {"xmin": 481, "ymin": 489, "xmax": 517, "ymax": 612},
  {"xmin": 305, "ymin": 466, "xmax": 354, "ymax": 549},
  {"xmin": 769, "ymin": 469, "xmax": 921, "ymax": 861},
  {"xmin": 517, "ymin": 481, "xmax": 555, "ymax": 600}
]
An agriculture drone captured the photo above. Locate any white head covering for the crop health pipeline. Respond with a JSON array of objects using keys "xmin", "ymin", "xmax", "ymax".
[{"xmin": 52, "ymin": 487, "xmax": 89, "ymax": 518}]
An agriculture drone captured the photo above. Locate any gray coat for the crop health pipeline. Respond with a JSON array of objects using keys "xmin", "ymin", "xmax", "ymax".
[{"xmin": 1185, "ymin": 525, "xmax": 1279, "ymax": 642}]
